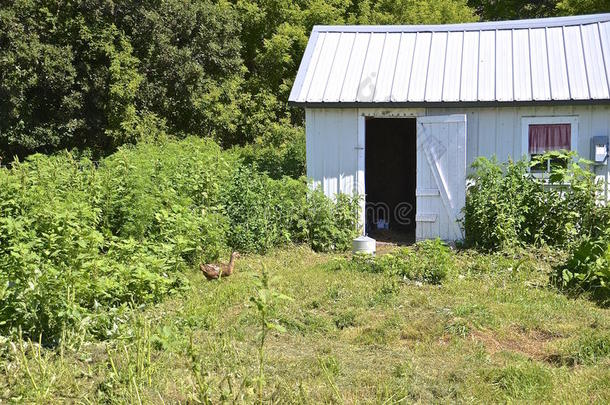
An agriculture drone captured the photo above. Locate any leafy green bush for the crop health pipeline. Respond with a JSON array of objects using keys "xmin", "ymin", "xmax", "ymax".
[
  {"xmin": 338, "ymin": 239, "xmax": 455, "ymax": 284},
  {"xmin": 465, "ymin": 153, "xmax": 610, "ymax": 304},
  {"xmin": 305, "ymin": 189, "xmax": 360, "ymax": 253},
  {"xmin": 463, "ymin": 157, "xmax": 535, "ymax": 249},
  {"xmin": 588, "ymin": 204, "xmax": 610, "ymax": 240},
  {"xmin": 554, "ymin": 236, "xmax": 610, "ymax": 306},
  {"xmin": 222, "ymin": 167, "xmax": 359, "ymax": 254},
  {"xmin": 223, "ymin": 166, "xmax": 298, "ymax": 253},
  {"xmin": 0, "ymin": 153, "xmax": 186, "ymax": 344},
  {"xmin": 463, "ymin": 152, "xmax": 602, "ymax": 250},
  {"xmin": 98, "ymin": 137, "xmax": 233, "ymax": 263},
  {"xmin": 403, "ymin": 239, "xmax": 456, "ymax": 283},
  {"xmin": 0, "ymin": 137, "xmax": 359, "ymax": 342},
  {"xmin": 236, "ymin": 125, "xmax": 306, "ymax": 179}
]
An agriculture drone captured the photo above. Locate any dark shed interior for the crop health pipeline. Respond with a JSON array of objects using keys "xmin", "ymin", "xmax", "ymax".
[{"xmin": 365, "ymin": 118, "xmax": 417, "ymax": 244}]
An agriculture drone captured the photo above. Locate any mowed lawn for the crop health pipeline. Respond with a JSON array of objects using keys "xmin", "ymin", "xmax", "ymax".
[{"xmin": 2, "ymin": 246, "xmax": 609, "ymax": 403}]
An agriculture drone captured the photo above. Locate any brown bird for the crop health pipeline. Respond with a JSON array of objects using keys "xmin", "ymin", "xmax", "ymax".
[{"xmin": 199, "ymin": 251, "xmax": 240, "ymax": 280}]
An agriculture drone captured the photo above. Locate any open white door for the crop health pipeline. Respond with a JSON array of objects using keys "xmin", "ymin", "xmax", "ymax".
[{"xmin": 416, "ymin": 115, "xmax": 467, "ymax": 241}]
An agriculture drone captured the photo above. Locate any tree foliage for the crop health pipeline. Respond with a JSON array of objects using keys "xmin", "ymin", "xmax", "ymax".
[
  {"xmin": 467, "ymin": 0, "xmax": 559, "ymax": 20},
  {"xmin": 0, "ymin": 0, "xmax": 477, "ymax": 161},
  {"xmin": 467, "ymin": 0, "xmax": 609, "ymax": 21}
]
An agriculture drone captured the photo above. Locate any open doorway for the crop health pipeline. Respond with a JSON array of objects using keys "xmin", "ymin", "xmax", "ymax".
[{"xmin": 365, "ymin": 118, "xmax": 416, "ymax": 244}]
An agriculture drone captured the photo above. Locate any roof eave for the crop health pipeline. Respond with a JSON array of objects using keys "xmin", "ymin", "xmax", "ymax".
[{"xmin": 289, "ymin": 99, "xmax": 610, "ymax": 109}]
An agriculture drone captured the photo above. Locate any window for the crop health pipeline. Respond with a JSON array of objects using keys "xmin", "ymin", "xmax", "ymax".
[{"xmin": 521, "ymin": 116, "xmax": 578, "ymax": 173}]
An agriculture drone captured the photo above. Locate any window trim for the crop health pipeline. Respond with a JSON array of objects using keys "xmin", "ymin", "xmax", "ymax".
[{"xmin": 521, "ymin": 116, "xmax": 579, "ymax": 172}]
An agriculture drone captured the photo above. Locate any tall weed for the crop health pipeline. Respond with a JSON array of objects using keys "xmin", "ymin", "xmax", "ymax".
[
  {"xmin": 337, "ymin": 239, "xmax": 455, "ymax": 284},
  {"xmin": 305, "ymin": 189, "xmax": 360, "ymax": 253},
  {"xmin": 463, "ymin": 152, "xmax": 602, "ymax": 250},
  {"xmin": 0, "ymin": 137, "xmax": 358, "ymax": 342},
  {"xmin": 554, "ymin": 235, "xmax": 610, "ymax": 306}
]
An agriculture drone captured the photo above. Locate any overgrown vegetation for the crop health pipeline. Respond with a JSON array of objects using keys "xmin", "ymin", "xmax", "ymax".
[
  {"xmin": 463, "ymin": 152, "xmax": 609, "ymax": 305},
  {"xmin": 2, "ymin": 247, "xmax": 609, "ymax": 403},
  {"xmin": 333, "ymin": 239, "xmax": 456, "ymax": 284},
  {"xmin": 554, "ymin": 234, "xmax": 610, "ymax": 306},
  {"xmin": 0, "ymin": 137, "xmax": 358, "ymax": 344},
  {"xmin": 463, "ymin": 152, "xmax": 600, "ymax": 250}
]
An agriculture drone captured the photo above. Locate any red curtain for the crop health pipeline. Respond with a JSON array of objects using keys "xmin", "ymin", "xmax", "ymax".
[{"xmin": 528, "ymin": 124, "xmax": 571, "ymax": 154}]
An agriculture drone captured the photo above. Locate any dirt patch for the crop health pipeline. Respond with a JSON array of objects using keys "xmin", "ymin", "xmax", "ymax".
[{"xmin": 471, "ymin": 325, "xmax": 564, "ymax": 362}]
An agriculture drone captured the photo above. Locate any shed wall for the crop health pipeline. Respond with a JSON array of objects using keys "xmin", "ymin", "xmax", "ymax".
[
  {"xmin": 305, "ymin": 108, "xmax": 359, "ymax": 196},
  {"xmin": 306, "ymin": 104, "xmax": 610, "ymax": 206}
]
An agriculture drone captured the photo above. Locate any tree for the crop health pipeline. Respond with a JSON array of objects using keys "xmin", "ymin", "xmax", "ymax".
[
  {"xmin": 0, "ymin": 0, "xmax": 479, "ymax": 161},
  {"xmin": 468, "ymin": 0, "xmax": 610, "ymax": 21},
  {"xmin": 467, "ymin": 0, "xmax": 559, "ymax": 20},
  {"xmin": 0, "ymin": 0, "xmax": 244, "ymax": 158},
  {"xmin": 557, "ymin": 0, "xmax": 610, "ymax": 15}
]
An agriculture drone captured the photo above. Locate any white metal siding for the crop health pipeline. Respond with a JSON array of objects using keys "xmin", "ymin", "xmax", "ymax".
[
  {"xmin": 340, "ymin": 33, "xmax": 371, "ymax": 102},
  {"xmin": 443, "ymin": 31, "xmax": 463, "ymax": 102},
  {"xmin": 408, "ymin": 32, "xmax": 432, "ymax": 102},
  {"xmin": 306, "ymin": 109, "xmax": 359, "ymax": 197},
  {"xmin": 295, "ymin": 32, "xmax": 325, "ymax": 103},
  {"xmin": 581, "ymin": 24, "xmax": 609, "ymax": 99},
  {"xmin": 307, "ymin": 33, "xmax": 341, "ymax": 102},
  {"xmin": 529, "ymin": 28, "xmax": 552, "ymax": 100},
  {"xmin": 424, "ymin": 32, "xmax": 448, "ymax": 102},
  {"xmin": 323, "ymin": 33, "xmax": 356, "ymax": 102},
  {"xmin": 391, "ymin": 33, "xmax": 417, "ymax": 102},
  {"xmin": 546, "ymin": 27, "xmax": 571, "ymax": 100},
  {"xmin": 513, "ymin": 29, "xmax": 532, "ymax": 101},
  {"xmin": 564, "ymin": 25, "xmax": 590, "ymax": 99},
  {"xmin": 495, "ymin": 30, "xmax": 513, "ymax": 101},
  {"xmin": 357, "ymin": 33, "xmax": 386, "ymax": 102},
  {"xmin": 372, "ymin": 33, "xmax": 401, "ymax": 102},
  {"xmin": 478, "ymin": 30, "xmax": 495, "ymax": 101},
  {"xmin": 460, "ymin": 31, "xmax": 479, "ymax": 101},
  {"xmin": 598, "ymin": 22, "xmax": 610, "ymax": 90}
]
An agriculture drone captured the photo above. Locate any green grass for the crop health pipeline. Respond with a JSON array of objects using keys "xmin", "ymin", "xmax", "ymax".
[{"xmin": 1, "ymin": 246, "xmax": 609, "ymax": 403}]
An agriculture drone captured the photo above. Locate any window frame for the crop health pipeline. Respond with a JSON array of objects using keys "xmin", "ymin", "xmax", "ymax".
[{"xmin": 521, "ymin": 116, "xmax": 579, "ymax": 173}]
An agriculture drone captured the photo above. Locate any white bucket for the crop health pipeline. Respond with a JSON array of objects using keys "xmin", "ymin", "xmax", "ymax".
[{"xmin": 352, "ymin": 236, "xmax": 376, "ymax": 255}]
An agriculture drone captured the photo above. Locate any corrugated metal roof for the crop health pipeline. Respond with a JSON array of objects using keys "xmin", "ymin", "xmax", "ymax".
[{"xmin": 289, "ymin": 14, "xmax": 610, "ymax": 105}]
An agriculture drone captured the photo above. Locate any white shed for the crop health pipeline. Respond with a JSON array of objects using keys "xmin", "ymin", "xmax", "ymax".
[{"xmin": 289, "ymin": 14, "xmax": 610, "ymax": 242}]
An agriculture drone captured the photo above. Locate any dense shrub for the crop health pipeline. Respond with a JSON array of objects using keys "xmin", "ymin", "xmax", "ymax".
[
  {"xmin": 465, "ymin": 153, "xmax": 610, "ymax": 304},
  {"xmin": 0, "ymin": 153, "xmax": 186, "ymax": 344},
  {"xmin": 222, "ymin": 166, "xmax": 303, "ymax": 253},
  {"xmin": 97, "ymin": 137, "xmax": 233, "ymax": 263},
  {"xmin": 0, "ymin": 138, "xmax": 358, "ymax": 343},
  {"xmin": 337, "ymin": 239, "xmax": 455, "ymax": 284},
  {"xmin": 305, "ymin": 189, "xmax": 361, "ymax": 253},
  {"xmin": 554, "ymin": 235, "xmax": 610, "ymax": 307},
  {"xmin": 463, "ymin": 152, "xmax": 602, "ymax": 250},
  {"xmin": 222, "ymin": 166, "xmax": 359, "ymax": 254},
  {"xmin": 237, "ymin": 125, "xmax": 306, "ymax": 179}
]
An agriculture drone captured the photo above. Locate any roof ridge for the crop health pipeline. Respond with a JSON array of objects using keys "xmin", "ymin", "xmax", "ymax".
[{"xmin": 313, "ymin": 13, "xmax": 610, "ymax": 33}]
